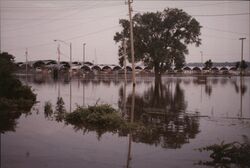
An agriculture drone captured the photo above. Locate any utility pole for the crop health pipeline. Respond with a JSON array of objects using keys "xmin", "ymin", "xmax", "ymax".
[
  {"xmin": 200, "ymin": 51, "xmax": 203, "ymax": 75},
  {"xmin": 94, "ymin": 48, "xmax": 97, "ymax": 64},
  {"xmin": 239, "ymin": 37, "xmax": 246, "ymax": 75},
  {"xmin": 25, "ymin": 48, "xmax": 28, "ymax": 84},
  {"xmin": 70, "ymin": 42, "xmax": 72, "ymax": 76},
  {"xmin": 123, "ymin": 39, "xmax": 127, "ymax": 83},
  {"xmin": 83, "ymin": 43, "xmax": 86, "ymax": 65},
  {"xmin": 54, "ymin": 39, "xmax": 72, "ymax": 75},
  {"xmin": 57, "ymin": 44, "xmax": 61, "ymax": 71},
  {"xmin": 126, "ymin": 0, "xmax": 136, "ymax": 86}
]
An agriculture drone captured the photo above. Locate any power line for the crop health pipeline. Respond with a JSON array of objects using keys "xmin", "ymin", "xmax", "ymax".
[
  {"xmin": 181, "ymin": 1, "xmax": 240, "ymax": 8},
  {"xmin": 0, "ymin": 1, "xmax": 123, "ymax": 9},
  {"xmin": 6, "ymin": 25, "xmax": 120, "ymax": 51},
  {"xmin": 193, "ymin": 12, "xmax": 250, "ymax": 17},
  {"xmin": 3, "ymin": 8, "xmax": 85, "ymax": 32},
  {"xmin": 2, "ymin": 2, "xmax": 123, "ymax": 32},
  {"xmin": 64, "ymin": 25, "xmax": 120, "ymax": 41},
  {"xmin": 133, "ymin": 1, "xmax": 245, "ymax": 12},
  {"xmin": 202, "ymin": 34, "xmax": 238, "ymax": 41},
  {"xmin": 203, "ymin": 26, "xmax": 249, "ymax": 35},
  {"xmin": 2, "ymin": 11, "xmax": 126, "ymax": 39}
]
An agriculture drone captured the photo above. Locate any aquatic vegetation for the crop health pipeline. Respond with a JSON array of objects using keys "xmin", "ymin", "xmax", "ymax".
[
  {"xmin": 43, "ymin": 98, "xmax": 67, "ymax": 122},
  {"xmin": 197, "ymin": 136, "xmax": 250, "ymax": 167},
  {"xmin": 55, "ymin": 97, "xmax": 67, "ymax": 122},
  {"xmin": 65, "ymin": 104, "xmax": 125, "ymax": 134},
  {"xmin": 65, "ymin": 103, "xmax": 199, "ymax": 149},
  {"xmin": 44, "ymin": 101, "xmax": 53, "ymax": 119}
]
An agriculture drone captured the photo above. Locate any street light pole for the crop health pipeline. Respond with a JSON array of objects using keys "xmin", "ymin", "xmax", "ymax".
[
  {"xmin": 25, "ymin": 48, "xmax": 28, "ymax": 84},
  {"xmin": 57, "ymin": 44, "xmax": 61, "ymax": 69},
  {"xmin": 239, "ymin": 37, "xmax": 246, "ymax": 75},
  {"xmin": 83, "ymin": 43, "xmax": 86, "ymax": 65},
  {"xmin": 70, "ymin": 42, "xmax": 72, "ymax": 72}
]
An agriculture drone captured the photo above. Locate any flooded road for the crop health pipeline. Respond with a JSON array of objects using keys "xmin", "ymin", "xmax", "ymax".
[{"xmin": 1, "ymin": 75, "xmax": 250, "ymax": 168}]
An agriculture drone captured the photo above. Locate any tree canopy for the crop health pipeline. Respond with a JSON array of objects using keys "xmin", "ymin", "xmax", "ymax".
[
  {"xmin": 0, "ymin": 52, "xmax": 16, "ymax": 78},
  {"xmin": 236, "ymin": 60, "xmax": 248, "ymax": 70},
  {"xmin": 204, "ymin": 59, "xmax": 213, "ymax": 70},
  {"xmin": 0, "ymin": 52, "xmax": 36, "ymax": 133},
  {"xmin": 114, "ymin": 8, "xmax": 202, "ymax": 77}
]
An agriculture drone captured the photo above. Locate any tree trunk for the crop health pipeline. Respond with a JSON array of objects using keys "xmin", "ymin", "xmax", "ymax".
[
  {"xmin": 154, "ymin": 73, "xmax": 162, "ymax": 107},
  {"xmin": 154, "ymin": 62, "xmax": 161, "ymax": 82}
]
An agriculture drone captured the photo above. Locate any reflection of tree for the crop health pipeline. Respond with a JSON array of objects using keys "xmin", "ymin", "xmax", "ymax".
[
  {"xmin": 33, "ymin": 74, "xmax": 46, "ymax": 84},
  {"xmin": 205, "ymin": 85, "xmax": 212, "ymax": 96},
  {"xmin": 55, "ymin": 97, "xmax": 66, "ymax": 122},
  {"xmin": 0, "ymin": 95, "xmax": 35, "ymax": 133},
  {"xmin": 119, "ymin": 79, "xmax": 200, "ymax": 149},
  {"xmin": 43, "ymin": 98, "xmax": 66, "ymax": 122},
  {"xmin": 44, "ymin": 101, "xmax": 53, "ymax": 120},
  {"xmin": 232, "ymin": 78, "xmax": 247, "ymax": 96},
  {"xmin": 0, "ymin": 109, "xmax": 21, "ymax": 133}
]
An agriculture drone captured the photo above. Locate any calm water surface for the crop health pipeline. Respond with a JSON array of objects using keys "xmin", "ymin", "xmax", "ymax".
[{"xmin": 1, "ymin": 75, "xmax": 250, "ymax": 168}]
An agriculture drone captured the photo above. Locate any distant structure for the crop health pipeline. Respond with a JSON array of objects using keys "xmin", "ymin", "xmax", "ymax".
[{"xmin": 15, "ymin": 59, "xmax": 250, "ymax": 75}]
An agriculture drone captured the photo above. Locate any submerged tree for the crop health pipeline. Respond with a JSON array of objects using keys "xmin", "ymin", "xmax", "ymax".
[
  {"xmin": 204, "ymin": 59, "xmax": 213, "ymax": 70},
  {"xmin": 114, "ymin": 8, "xmax": 201, "ymax": 79},
  {"xmin": 236, "ymin": 60, "xmax": 248, "ymax": 71}
]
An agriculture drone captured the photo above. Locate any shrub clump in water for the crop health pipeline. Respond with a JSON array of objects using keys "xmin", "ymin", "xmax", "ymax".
[
  {"xmin": 65, "ymin": 104, "xmax": 126, "ymax": 134},
  {"xmin": 197, "ymin": 137, "xmax": 250, "ymax": 167}
]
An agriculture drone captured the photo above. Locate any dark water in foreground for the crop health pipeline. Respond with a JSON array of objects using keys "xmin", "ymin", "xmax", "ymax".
[{"xmin": 1, "ymin": 75, "xmax": 250, "ymax": 168}]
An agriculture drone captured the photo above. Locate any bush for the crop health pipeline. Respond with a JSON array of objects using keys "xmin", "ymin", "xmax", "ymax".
[
  {"xmin": 0, "ymin": 52, "xmax": 36, "ymax": 133},
  {"xmin": 197, "ymin": 140, "xmax": 250, "ymax": 167},
  {"xmin": 65, "ymin": 104, "xmax": 124, "ymax": 132}
]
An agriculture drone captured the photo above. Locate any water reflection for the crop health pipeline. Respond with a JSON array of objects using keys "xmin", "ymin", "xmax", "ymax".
[
  {"xmin": 126, "ymin": 85, "xmax": 135, "ymax": 168},
  {"xmin": 231, "ymin": 77, "xmax": 247, "ymax": 95},
  {"xmin": 3, "ymin": 75, "xmax": 250, "ymax": 168},
  {"xmin": 44, "ymin": 101, "xmax": 53, "ymax": 120},
  {"xmin": 43, "ymin": 98, "xmax": 67, "ymax": 122},
  {"xmin": 119, "ymin": 79, "xmax": 200, "ymax": 149}
]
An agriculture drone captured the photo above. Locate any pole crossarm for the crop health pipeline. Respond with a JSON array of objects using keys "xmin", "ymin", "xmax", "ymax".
[
  {"xmin": 54, "ymin": 39, "xmax": 72, "ymax": 75},
  {"xmin": 54, "ymin": 39, "xmax": 70, "ymax": 47}
]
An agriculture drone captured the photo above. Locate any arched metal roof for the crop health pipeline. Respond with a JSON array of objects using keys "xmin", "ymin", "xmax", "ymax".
[
  {"xmin": 192, "ymin": 67, "xmax": 201, "ymax": 71},
  {"xmin": 220, "ymin": 67, "xmax": 228, "ymax": 71},
  {"xmin": 92, "ymin": 65, "xmax": 102, "ymax": 71},
  {"xmin": 102, "ymin": 65, "xmax": 112, "ymax": 71},
  {"xmin": 112, "ymin": 65, "xmax": 122, "ymax": 71},
  {"xmin": 211, "ymin": 67, "xmax": 219, "ymax": 71},
  {"xmin": 81, "ymin": 65, "xmax": 91, "ymax": 71}
]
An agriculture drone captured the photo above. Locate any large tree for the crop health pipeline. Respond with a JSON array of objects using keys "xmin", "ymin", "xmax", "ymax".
[
  {"xmin": 204, "ymin": 59, "xmax": 213, "ymax": 70},
  {"xmin": 114, "ymin": 8, "xmax": 201, "ymax": 78}
]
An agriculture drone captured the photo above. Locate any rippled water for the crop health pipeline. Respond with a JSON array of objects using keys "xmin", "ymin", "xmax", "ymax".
[{"xmin": 2, "ymin": 75, "xmax": 250, "ymax": 168}]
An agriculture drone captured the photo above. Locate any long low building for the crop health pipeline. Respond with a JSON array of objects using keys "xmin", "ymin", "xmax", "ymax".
[{"xmin": 16, "ymin": 60, "xmax": 249, "ymax": 75}]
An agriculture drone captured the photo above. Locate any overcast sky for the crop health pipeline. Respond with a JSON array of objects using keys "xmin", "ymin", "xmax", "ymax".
[{"xmin": 1, "ymin": 0, "xmax": 249, "ymax": 64}]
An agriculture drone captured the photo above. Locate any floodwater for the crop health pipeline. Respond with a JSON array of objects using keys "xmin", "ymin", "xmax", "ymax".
[{"xmin": 1, "ymin": 75, "xmax": 250, "ymax": 168}]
